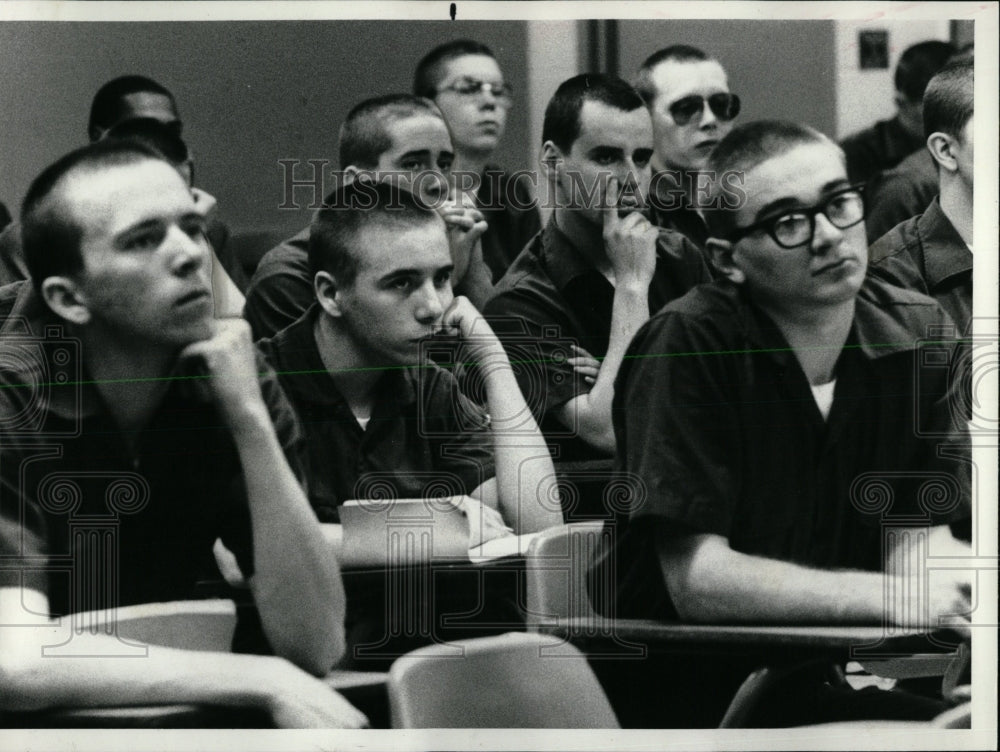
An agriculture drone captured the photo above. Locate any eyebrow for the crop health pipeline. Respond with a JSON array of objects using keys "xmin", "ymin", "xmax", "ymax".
[
  {"xmin": 753, "ymin": 179, "xmax": 852, "ymax": 221},
  {"xmin": 396, "ymin": 148, "xmax": 454, "ymax": 162},
  {"xmin": 379, "ymin": 263, "xmax": 455, "ymax": 283},
  {"xmin": 114, "ymin": 211, "xmax": 204, "ymax": 247}
]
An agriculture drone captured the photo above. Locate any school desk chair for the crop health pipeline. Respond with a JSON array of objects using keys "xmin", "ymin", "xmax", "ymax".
[
  {"xmin": 523, "ymin": 522, "xmax": 968, "ymax": 728},
  {"xmin": 0, "ymin": 599, "xmax": 386, "ymax": 728},
  {"xmin": 387, "ymin": 631, "xmax": 620, "ymax": 728}
]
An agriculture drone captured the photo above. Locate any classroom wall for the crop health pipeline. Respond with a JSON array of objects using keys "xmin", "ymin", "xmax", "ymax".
[
  {"xmin": 0, "ymin": 21, "xmax": 532, "ymax": 238},
  {"xmin": 833, "ymin": 19, "xmax": 950, "ymax": 139},
  {"xmin": 616, "ymin": 20, "xmax": 839, "ymax": 139}
]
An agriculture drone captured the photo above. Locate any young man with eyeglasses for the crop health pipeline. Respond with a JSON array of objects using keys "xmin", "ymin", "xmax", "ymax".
[
  {"xmin": 597, "ymin": 120, "xmax": 971, "ymax": 724},
  {"xmin": 415, "ymin": 40, "xmax": 541, "ymax": 294},
  {"xmin": 634, "ymin": 45, "xmax": 741, "ymax": 249},
  {"xmin": 484, "ymin": 74, "xmax": 709, "ymax": 476}
]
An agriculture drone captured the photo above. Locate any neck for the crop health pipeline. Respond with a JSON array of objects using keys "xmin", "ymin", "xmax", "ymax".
[
  {"xmin": 938, "ymin": 179, "xmax": 973, "ymax": 245},
  {"xmin": 758, "ymin": 297, "xmax": 856, "ymax": 385},
  {"xmin": 81, "ymin": 329, "xmax": 177, "ymax": 435},
  {"xmin": 552, "ymin": 206, "xmax": 610, "ymax": 275},
  {"xmin": 313, "ymin": 313, "xmax": 381, "ymax": 413}
]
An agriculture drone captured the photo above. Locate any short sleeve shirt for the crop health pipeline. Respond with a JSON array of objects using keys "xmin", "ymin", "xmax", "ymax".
[
  {"xmin": 601, "ymin": 277, "xmax": 971, "ymax": 620},
  {"xmin": 483, "ymin": 216, "xmax": 711, "ymax": 462},
  {"xmin": 0, "ymin": 292, "xmax": 307, "ymax": 617},
  {"xmin": 242, "ymin": 226, "xmax": 313, "ymax": 341},
  {"xmin": 258, "ymin": 306, "xmax": 496, "ymax": 523}
]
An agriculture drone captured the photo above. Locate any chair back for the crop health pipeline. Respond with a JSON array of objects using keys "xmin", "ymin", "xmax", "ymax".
[
  {"xmin": 525, "ymin": 522, "xmax": 612, "ymax": 631},
  {"xmin": 77, "ymin": 599, "xmax": 238, "ymax": 652},
  {"xmin": 387, "ymin": 632, "xmax": 619, "ymax": 728}
]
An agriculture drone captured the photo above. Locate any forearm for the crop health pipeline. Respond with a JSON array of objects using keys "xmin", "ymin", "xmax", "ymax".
[
  {"xmin": 232, "ymin": 408, "xmax": 346, "ymax": 675},
  {"xmin": 663, "ymin": 535, "xmax": 888, "ymax": 624},
  {"xmin": 1, "ymin": 625, "xmax": 284, "ymax": 714},
  {"xmin": 561, "ymin": 284, "xmax": 649, "ymax": 451},
  {"xmin": 479, "ymin": 349, "xmax": 562, "ymax": 534}
]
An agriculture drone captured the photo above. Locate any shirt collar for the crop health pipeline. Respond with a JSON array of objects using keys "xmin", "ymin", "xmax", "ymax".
[
  {"xmin": 268, "ymin": 304, "xmax": 418, "ymax": 409},
  {"xmin": 1, "ymin": 285, "xmax": 213, "ymax": 423},
  {"xmin": 741, "ymin": 278, "xmax": 927, "ymax": 364},
  {"xmin": 538, "ymin": 215, "xmax": 602, "ymax": 292},
  {"xmin": 917, "ymin": 198, "xmax": 973, "ymax": 288}
]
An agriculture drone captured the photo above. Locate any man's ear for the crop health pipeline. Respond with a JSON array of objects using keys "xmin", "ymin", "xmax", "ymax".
[
  {"xmin": 342, "ymin": 165, "xmax": 360, "ymax": 186},
  {"xmin": 705, "ymin": 238, "xmax": 745, "ymax": 284},
  {"xmin": 40, "ymin": 276, "xmax": 92, "ymax": 326},
  {"xmin": 314, "ymin": 270, "xmax": 344, "ymax": 318},
  {"xmin": 927, "ymin": 132, "xmax": 958, "ymax": 173},
  {"xmin": 540, "ymin": 141, "xmax": 563, "ymax": 181}
]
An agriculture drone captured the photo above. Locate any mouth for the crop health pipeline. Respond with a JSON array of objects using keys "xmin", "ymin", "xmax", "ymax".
[
  {"xmin": 477, "ymin": 120, "xmax": 500, "ymax": 131},
  {"xmin": 175, "ymin": 289, "xmax": 212, "ymax": 308},
  {"xmin": 812, "ymin": 258, "xmax": 854, "ymax": 277},
  {"xmin": 696, "ymin": 139, "xmax": 719, "ymax": 151}
]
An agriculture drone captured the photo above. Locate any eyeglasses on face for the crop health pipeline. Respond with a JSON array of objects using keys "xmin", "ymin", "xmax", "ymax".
[
  {"xmin": 668, "ymin": 92, "xmax": 741, "ymax": 126},
  {"xmin": 726, "ymin": 185, "xmax": 866, "ymax": 249},
  {"xmin": 437, "ymin": 78, "xmax": 513, "ymax": 104}
]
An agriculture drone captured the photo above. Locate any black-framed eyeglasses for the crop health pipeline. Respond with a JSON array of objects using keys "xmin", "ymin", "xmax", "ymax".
[
  {"xmin": 668, "ymin": 92, "xmax": 741, "ymax": 126},
  {"xmin": 726, "ymin": 185, "xmax": 866, "ymax": 249},
  {"xmin": 438, "ymin": 78, "xmax": 513, "ymax": 103}
]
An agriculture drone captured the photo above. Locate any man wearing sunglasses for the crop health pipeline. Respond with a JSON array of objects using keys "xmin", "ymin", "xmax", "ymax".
[
  {"xmin": 600, "ymin": 119, "xmax": 970, "ymax": 724},
  {"xmin": 634, "ymin": 45, "xmax": 740, "ymax": 249}
]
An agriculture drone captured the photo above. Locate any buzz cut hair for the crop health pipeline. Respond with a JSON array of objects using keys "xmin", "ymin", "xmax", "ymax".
[
  {"xmin": 542, "ymin": 73, "xmax": 646, "ymax": 153},
  {"xmin": 88, "ymin": 75, "xmax": 176, "ymax": 141},
  {"xmin": 923, "ymin": 57, "xmax": 973, "ymax": 142},
  {"xmin": 413, "ymin": 39, "xmax": 497, "ymax": 100},
  {"xmin": 338, "ymin": 94, "xmax": 446, "ymax": 170},
  {"xmin": 634, "ymin": 45, "xmax": 712, "ymax": 106},
  {"xmin": 704, "ymin": 120, "xmax": 840, "ymax": 238},
  {"xmin": 309, "ymin": 180, "xmax": 444, "ymax": 286},
  {"xmin": 20, "ymin": 140, "xmax": 170, "ymax": 292}
]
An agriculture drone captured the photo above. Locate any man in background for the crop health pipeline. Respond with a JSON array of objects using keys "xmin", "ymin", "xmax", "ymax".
[
  {"xmin": 840, "ymin": 40, "xmax": 954, "ymax": 189},
  {"xmin": 633, "ymin": 45, "xmax": 741, "ymax": 248}
]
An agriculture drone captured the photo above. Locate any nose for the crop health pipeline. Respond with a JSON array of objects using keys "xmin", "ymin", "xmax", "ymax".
[
  {"xmin": 414, "ymin": 278, "xmax": 446, "ymax": 324},
  {"xmin": 421, "ymin": 172, "xmax": 448, "ymax": 204},
  {"xmin": 699, "ymin": 100, "xmax": 719, "ymax": 129},
  {"xmin": 168, "ymin": 225, "xmax": 207, "ymax": 275},
  {"xmin": 809, "ymin": 211, "xmax": 844, "ymax": 256}
]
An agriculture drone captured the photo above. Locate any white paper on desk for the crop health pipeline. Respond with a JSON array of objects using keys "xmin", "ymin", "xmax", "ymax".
[
  {"xmin": 469, "ymin": 532, "xmax": 542, "ymax": 563},
  {"xmin": 339, "ymin": 498, "xmax": 474, "ymax": 568}
]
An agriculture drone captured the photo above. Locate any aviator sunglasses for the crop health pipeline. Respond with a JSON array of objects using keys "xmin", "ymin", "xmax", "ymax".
[{"xmin": 668, "ymin": 92, "xmax": 741, "ymax": 126}]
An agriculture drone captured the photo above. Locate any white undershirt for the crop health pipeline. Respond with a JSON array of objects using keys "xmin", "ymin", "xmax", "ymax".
[
  {"xmin": 356, "ymin": 416, "xmax": 371, "ymax": 431},
  {"xmin": 810, "ymin": 379, "xmax": 837, "ymax": 421}
]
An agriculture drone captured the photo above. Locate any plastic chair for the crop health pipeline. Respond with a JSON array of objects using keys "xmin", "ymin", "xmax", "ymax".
[
  {"xmin": 1, "ymin": 599, "xmax": 386, "ymax": 728},
  {"xmin": 387, "ymin": 632, "xmax": 620, "ymax": 728}
]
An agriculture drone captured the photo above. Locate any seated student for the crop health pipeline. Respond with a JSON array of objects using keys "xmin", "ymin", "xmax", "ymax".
[
  {"xmin": 0, "ymin": 75, "xmax": 243, "ymax": 292},
  {"xmin": 483, "ymin": 74, "xmax": 710, "ymax": 467},
  {"xmin": 840, "ymin": 41, "xmax": 955, "ymax": 189},
  {"xmin": 600, "ymin": 120, "xmax": 971, "ymax": 724},
  {"xmin": 414, "ymin": 39, "xmax": 541, "ymax": 294},
  {"xmin": 244, "ymin": 94, "xmax": 487, "ymax": 340},
  {"xmin": 259, "ymin": 180, "xmax": 561, "ymax": 537},
  {"xmin": 633, "ymin": 44, "xmax": 741, "ymax": 249},
  {"xmin": 869, "ymin": 58, "xmax": 973, "ymax": 334},
  {"xmin": 0, "ymin": 141, "xmax": 365, "ymax": 728},
  {"xmin": 103, "ymin": 117, "xmax": 245, "ymax": 318}
]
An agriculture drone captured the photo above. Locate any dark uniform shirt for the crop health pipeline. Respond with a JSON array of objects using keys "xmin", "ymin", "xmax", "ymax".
[
  {"xmin": 243, "ymin": 226, "xmax": 312, "ymax": 342},
  {"xmin": 599, "ymin": 277, "xmax": 971, "ymax": 620},
  {"xmin": 840, "ymin": 115, "xmax": 924, "ymax": 188},
  {"xmin": 864, "ymin": 148, "xmax": 939, "ymax": 243},
  {"xmin": 868, "ymin": 197, "xmax": 972, "ymax": 334},
  {"xmin": 483, "ymin": 216, "xmax": 711, "ymax": 463},
  {"xmin": 258, "ymin": 306, "xmax": 496, "ymax": 523},
  {"xmin": 0, "ymin": 290, "xmax": 306, "ymax": 617}
]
